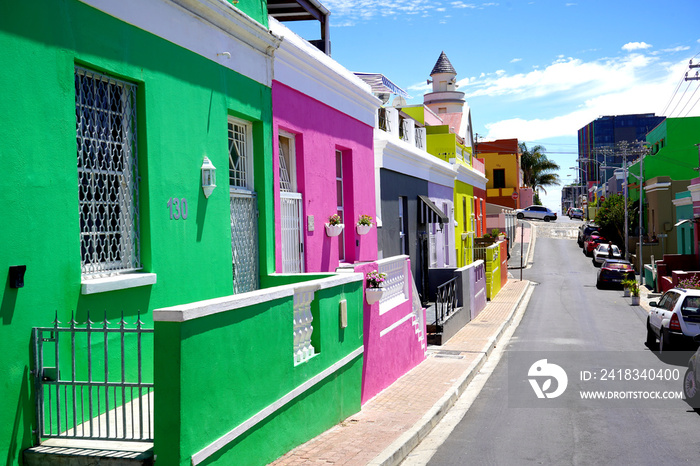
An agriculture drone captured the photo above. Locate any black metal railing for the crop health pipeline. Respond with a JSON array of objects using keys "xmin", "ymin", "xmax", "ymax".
[
  {"xmin": 32, "ymin": 311, "xmax": 154, "ymax": 444},
  {"xmin": 378, "ymin": 108, "xmax": 390, "ymax": 132},
  {"xmin": 399, "ymin": 118, "xmax": 410, "ymax": 142},
  {"xmin": 434, "ymin": 277, "xmax": 458, "ymax": 325}
]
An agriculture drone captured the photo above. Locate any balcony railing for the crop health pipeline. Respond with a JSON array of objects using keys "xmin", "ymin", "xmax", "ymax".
[
  {"xmin": 377, "ymin": 255, "xmax": 410, "ymax": 310},
  {"xmin": 378, "ymin": 108, "xmax": 391, "ymax": 132},
  {"xmin": 398, "ymin": 118, "xmax": 410, "ymax": 143},
  {"xmin": 434, "ymin": 277, "xmax": 458, "ymax": 326},
  {"xmin": 415, "ymin": 128, "xmax": 425, "ymax": 149}
]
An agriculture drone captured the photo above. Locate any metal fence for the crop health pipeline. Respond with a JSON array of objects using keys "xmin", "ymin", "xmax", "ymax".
[
  {"xmin": 32, "ymin": 312, "xmax": 154, "ymax": 444},
  {"xmin": 434, "ymin": 277, "xmax": 458, "ymax": 326}
]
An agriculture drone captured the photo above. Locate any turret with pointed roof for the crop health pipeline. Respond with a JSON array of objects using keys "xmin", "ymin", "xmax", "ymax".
[
  {"xmin": 431, "ymin": 51, "xmax": 457, "ymax": 75},
  {"xmin": 424, "ymin": 51, "xmax": 468, "ymax": 140}
]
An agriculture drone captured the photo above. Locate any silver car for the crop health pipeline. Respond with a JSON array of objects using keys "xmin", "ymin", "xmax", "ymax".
[{"xmin": 515, "ymin": 205, "xmax": 558, "ymax": 222}]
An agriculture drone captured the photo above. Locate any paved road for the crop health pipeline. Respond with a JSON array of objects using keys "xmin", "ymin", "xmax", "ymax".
[{"xmin": 426, "ymin": 222, "xmax": 700, "ymax": 465}]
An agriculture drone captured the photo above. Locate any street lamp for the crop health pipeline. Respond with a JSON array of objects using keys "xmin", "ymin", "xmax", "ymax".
[
  {"xmin": 570, "ymin": 166, "xmax": 585, "ymax": 211},
  {"xmin": 602, "ymin": 165, "xmax": 629, "ymax": 260}
]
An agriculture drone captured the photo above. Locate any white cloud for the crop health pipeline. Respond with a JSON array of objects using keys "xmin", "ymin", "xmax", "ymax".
[
  {"xmin": 622, "ymin": 41, "xmax": 652, "ymax": 52},
  {"xmin": 481, "ymin": 59, "xmax": 692, "ymax": 141},
  {"xmin": 662, "ymin": 45, "xmax": 691, "ymax": 53},
  {"xmin": 460, "ymin": 54, "xmax": 656, "ymax": 101},
  {"xmin": 510, "ymin": 58, "xmax": 522, "ymax": 63},
  {"xmin": 451, "ymin": 1, "xmax": 477, "ymax": 8}
]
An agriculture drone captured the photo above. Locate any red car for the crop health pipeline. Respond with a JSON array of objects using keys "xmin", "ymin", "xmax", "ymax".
[{"xmin": 584, "ymin": 234, "xmax": 607, "ymax": 257}]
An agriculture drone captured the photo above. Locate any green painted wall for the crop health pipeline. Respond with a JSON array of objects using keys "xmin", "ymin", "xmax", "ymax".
[
  {"xmin": 226, "ymin": 0, "xmax": 269, "ymax": 27},
  {"xmin": 154, "ymin": 280, "xmax": 364, "ymax": 465},
  {"xmin": 0, "ymin": 1, "xmax": 273, "ymax": 462},
  {"xmin": 675, "ymin": 193, "xmax": 695, "ymax": 255},
  {"xmin": 628, "ymin": 117, "xmax": 700, "ymax": 200}
]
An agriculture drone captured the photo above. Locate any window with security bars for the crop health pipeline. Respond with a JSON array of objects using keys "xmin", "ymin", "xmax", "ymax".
[
  {"xmin": 76, "ymin": 67, "xmax": 141, "ymax": 278},
  {"xmin": 228, "ymin": 119, "xmax": 252, "ymax": 190}
]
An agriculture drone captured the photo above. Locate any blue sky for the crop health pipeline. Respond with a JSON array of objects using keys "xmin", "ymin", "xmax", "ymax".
[{"xmin": 285, "ymin": 0, "xmax": 700, "ymax": 212}]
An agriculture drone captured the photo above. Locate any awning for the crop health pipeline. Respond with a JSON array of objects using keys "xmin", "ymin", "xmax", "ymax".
[
  {"xmin": 354, "ymin": 73, "xmax": 411, "ymax": 98},
  {"xmin": 418, "ymin": 195, "xmax": 449, "ymax": 225}
]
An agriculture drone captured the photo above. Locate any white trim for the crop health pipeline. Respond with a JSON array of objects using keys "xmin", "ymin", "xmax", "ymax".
[
  {"xmin": 644, "ymin": 181, "xmax": 672, "ymax": 193},
  {"xmin": 455, "ymin": 163, "xmax": 487, "ymax": 190},
  {"xmin": 191, "ymin": 346, "xmax": 364, "ymax": 465},
  {"xmin": 154, "ymin": 273, "xmax": 363, "ymax": 322},
  {"xmin": 81, "ymin": 273, "xmax": 157, "ymax": 295},
  {"xmin": 79, "ymin": 0, "xmax": 280, "ymax": 86},
  {"xmin": 672, "ymin": 196, "xmax": 693, "ymax": 207},
  {"xmin": 375, "ymin": 131, "xmax": 456, "ymax": 188},
  {"xmin": 379, "ymin": 312, "xmax": 414, "ymax": 337},
  {"xmin": 270, "ymin": 18, "xmax": 379, "ymax": 127},
  {"xmin": 688, "ymin": 183, "xmax": 700, "ymax": 203}
]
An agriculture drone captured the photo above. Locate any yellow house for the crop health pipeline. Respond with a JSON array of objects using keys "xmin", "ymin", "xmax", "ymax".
[{"xmin": 476, "ymin": 138, "xmax": 522, "ymax": 209}]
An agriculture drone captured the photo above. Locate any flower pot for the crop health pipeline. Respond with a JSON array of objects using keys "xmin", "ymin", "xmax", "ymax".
[
  {"xmin": 365, "ymin": 287, "xmax": 384, "ymax": 305},
  {"xmin": 630, "ymin": 296, "xmax": 640, "ymax": 305},
  {"xmin": 623, "ymin": 289, "xmax": 630, "ymax": 297},
  {"xmin": 356, "ymin": 224, "xmax": 372, "ymax": 235},
  {"xmin": 498, "ymin": 235, "xmax": 505, "ymax": 241},
  {"xmin": 325, "ymin": 223, "xmax": 344, "ymax": 237}
]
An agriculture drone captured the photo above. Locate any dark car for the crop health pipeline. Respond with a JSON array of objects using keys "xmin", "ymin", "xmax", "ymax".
[
  {"xmin": 596, "ymin": 259, "xmax": 635, "ymax": 289},
  {"xmin": 583, "ymin": 234, "xmax": 607, "ymax": 257},
  {"xmin": 577, "ymin": 223, "xmax": 599, "ymax": 247}
]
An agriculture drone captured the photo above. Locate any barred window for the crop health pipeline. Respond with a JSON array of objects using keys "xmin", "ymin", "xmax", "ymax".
[
  {"xmin": 228, "ymin": 118, "xmax": 253, "ymax": 190},
  {"xmin": 76, "ymin": 67, "xmax": 141, "ymax": 278}
]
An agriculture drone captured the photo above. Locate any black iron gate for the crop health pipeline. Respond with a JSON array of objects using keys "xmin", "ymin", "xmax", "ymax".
[{"xmin": 32, "ymin": 312, "xmax": 154, "ymax": 444}]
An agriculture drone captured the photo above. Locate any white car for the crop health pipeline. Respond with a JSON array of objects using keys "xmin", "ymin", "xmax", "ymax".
[
  {"xmin": 515, "ymin": 205, "xmax": 557, "ymax": 222},
  {"xmin": 647, "ymin": 288, "xmax": 700, "ymax": 353},
  {"xmin": 592, "ymin": 243, "xmax": 621, "ymax": 266}
]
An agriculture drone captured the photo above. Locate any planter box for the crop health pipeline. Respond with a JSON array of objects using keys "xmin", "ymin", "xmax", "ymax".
[
  {"xmin": 356, "ymin": 224, "xmax": 372, "ymax": 235},
  {"xmin": 325, "ymin": 223, "xmax": 344, "ymax": 237},
  {"xmin": 365, "ymin": 287, "xmax": 384, "ymax": 305},
  {"xmin": 630, "ymin": 296, "xmax": 640, "ymax": 305}
]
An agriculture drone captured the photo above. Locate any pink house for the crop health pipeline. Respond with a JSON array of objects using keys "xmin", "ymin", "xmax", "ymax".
[
  {"xmin": 270, "ymin": 19, "xmax": 427, "ymax": 404},
  {"xmin": 270, "ymin": 19, "xmax": 378, "ymax": 273}
]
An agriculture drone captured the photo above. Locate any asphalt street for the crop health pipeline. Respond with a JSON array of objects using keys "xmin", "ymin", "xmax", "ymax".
[{"xmin": 427, "ymin": 220, "xmax": 700, "ymax": 466}]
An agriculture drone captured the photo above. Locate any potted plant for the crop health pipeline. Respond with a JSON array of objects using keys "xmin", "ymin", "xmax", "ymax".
[
  {"xmin": 621, "ymin": 279, "xmax": 633, "ymax": 297},
  {"xmin": 628, "ymin": 280, "xmax": 640, "ymax": 305},
  {"xmin": 356, "ymin": 214, "xmax": 373, "ymax": 235},
  {"xmin": 365, "ymin": 270, "xmax": 387, "ymax": 305},
  {"xmin": 325, "ymin": 214, "xmax": 344, "ymax": 237}
]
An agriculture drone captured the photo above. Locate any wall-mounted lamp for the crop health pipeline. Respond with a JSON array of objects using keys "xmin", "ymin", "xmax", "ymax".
[
  {"xmin": 201, "ymin": 156, "xmax": 217, "ymax": 198},
  {"xmin": 9, "ymin": 265, "xmax": 26, "ymax": 288}
]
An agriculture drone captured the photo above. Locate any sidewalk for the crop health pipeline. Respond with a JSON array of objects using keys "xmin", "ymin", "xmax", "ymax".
[
  {"xmin": 272, "ymin": 279, "xmax": 532, "ymax": 466},
  {"xmin": 508, "ymin": 221, "xmax": 532, "ymax": 271}
]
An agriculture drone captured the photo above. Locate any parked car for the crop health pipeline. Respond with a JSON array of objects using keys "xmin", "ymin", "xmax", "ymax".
[
  {"xmin": 592, "ymin": 243, "xmax": 622, "ymax": 266},
  {"xmin": 647, "ymin": 288, "xmax": 700, "ymax": 353},
  {"xmin": 515, "ymin": 205, "xmax": 557, "ymax": 222},
  {"xmin": 577, "ymin": 223, "xmax": 599, "ymax": 247},
  {"xmin": 583, "ymin": 234, "xmax": 607, "ymax": 256},
  {"xmin": 596, "ymin": 259, "xmax": 635, "ymax": 289},
  {"xmin": 683, "ymin": 336, "xmax": 700, "ymax": 405},
  {"xmin": 569, "ymin": 208, "xmax": 583, "ymax": 220}
]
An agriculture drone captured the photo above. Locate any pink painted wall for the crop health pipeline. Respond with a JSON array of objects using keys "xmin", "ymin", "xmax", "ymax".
[
  {"xmin": 355, "ymin": 261, "xmax": 426, "ymax": 405},
  {"xmin": 272, "ymin": 82, "xmax": 378, "ymax": 273}
]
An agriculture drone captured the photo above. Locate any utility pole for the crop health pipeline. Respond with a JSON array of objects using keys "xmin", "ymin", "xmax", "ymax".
[{"xmin": 686, "ymin": 60, "xmax": 700, "ymax": 81}]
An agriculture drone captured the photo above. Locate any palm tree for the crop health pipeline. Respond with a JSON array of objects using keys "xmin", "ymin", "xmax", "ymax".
[{"xmin": 519, "ymin": 142, "xmax": 561, "ymax": 199}]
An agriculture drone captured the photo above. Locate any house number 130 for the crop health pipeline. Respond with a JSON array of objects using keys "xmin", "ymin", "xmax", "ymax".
[{"xmin": 168, "ymin": 197, "xmax": 188, "ymax": 220}]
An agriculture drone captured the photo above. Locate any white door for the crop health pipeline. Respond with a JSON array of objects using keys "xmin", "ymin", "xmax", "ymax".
[{"xmin": 279, "ymin": 134, "xmax": 304, "ymax": 273}]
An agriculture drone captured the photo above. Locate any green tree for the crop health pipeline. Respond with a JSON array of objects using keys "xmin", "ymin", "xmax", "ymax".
[
  {"xmin": 519, "ymin": 143, "xmax": 561, "ymax": 204},
  {"xmin": 594, "ymin": 194, "xmax": 636, "ymax": 253}
]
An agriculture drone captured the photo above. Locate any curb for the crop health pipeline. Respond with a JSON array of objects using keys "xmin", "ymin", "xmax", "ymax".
[{"xmin": 370, "ymin": 280, "xmax": 533, "ymax": 466}]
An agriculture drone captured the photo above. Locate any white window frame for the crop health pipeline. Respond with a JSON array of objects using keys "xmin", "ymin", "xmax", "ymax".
[{"xmin": 399, "ymin": 196, "xmax": 407, "ymax": 256}]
